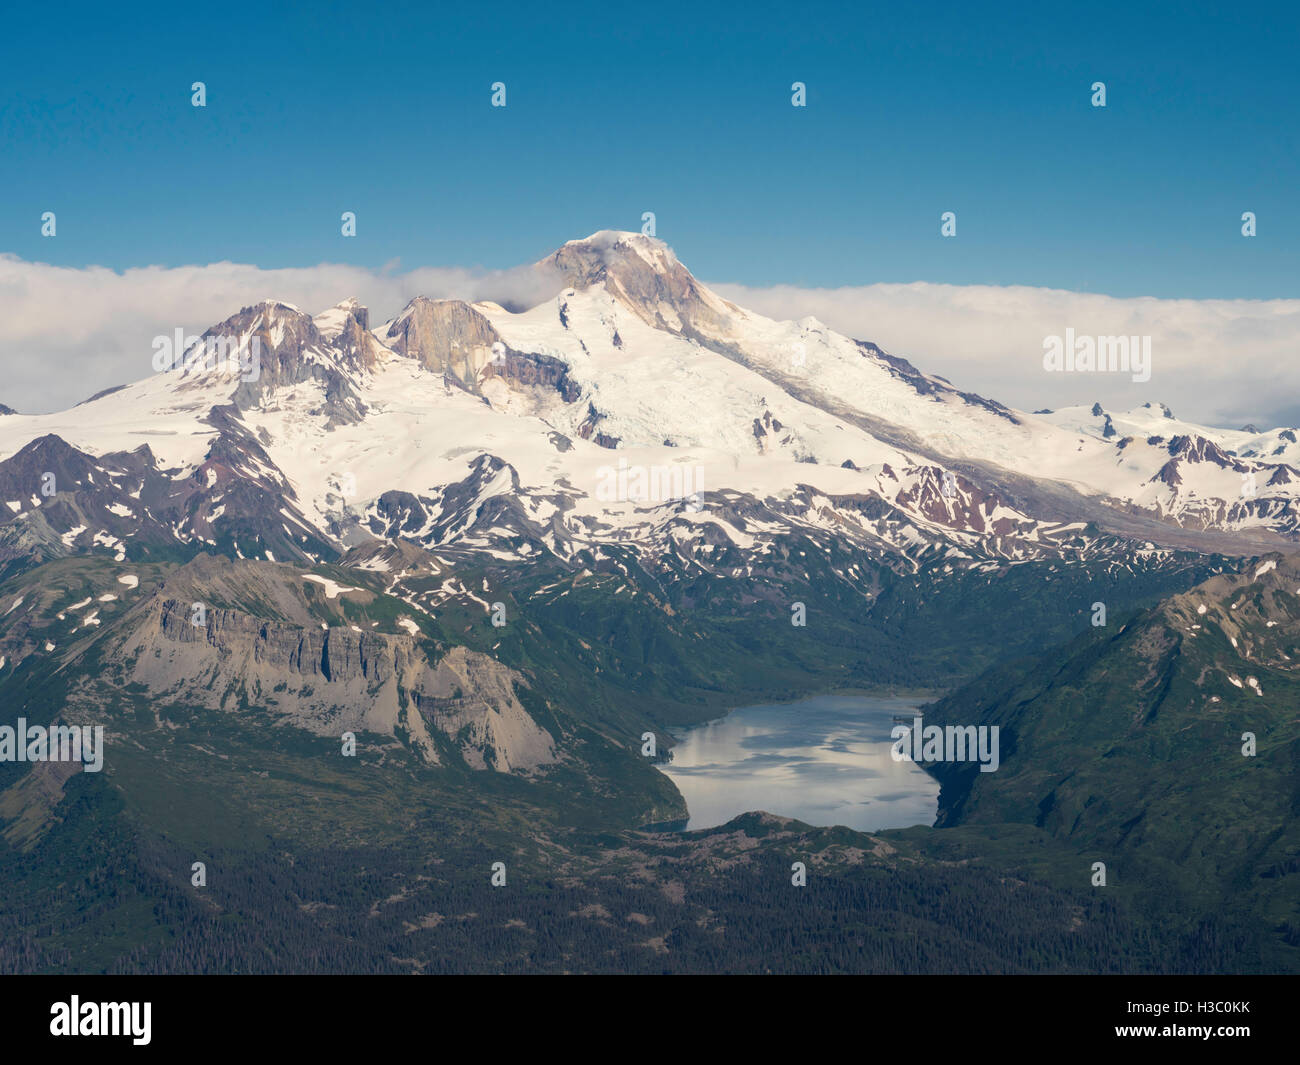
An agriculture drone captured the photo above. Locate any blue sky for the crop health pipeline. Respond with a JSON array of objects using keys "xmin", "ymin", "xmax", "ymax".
[{"xmin": 1, "ymin": 0, "xmax": 1297, "ymax": 298}]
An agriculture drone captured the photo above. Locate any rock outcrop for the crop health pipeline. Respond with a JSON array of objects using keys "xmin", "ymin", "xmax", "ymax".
[{"xmin": 94, "ymin": 557, "xmax": 557, "ymax": 773}]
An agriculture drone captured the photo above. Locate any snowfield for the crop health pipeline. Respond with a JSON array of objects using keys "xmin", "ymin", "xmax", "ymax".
[{"xmin": 0, "ymin": 232, "xmax": 1295, "ymax": 574}]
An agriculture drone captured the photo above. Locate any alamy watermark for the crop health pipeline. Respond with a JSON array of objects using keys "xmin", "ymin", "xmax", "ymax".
[
  {"xmin": 596, "ymin": 458, "xmax": 704, "ymax": 511},
  {"xmin": 1043, "ymin": 329, "xmax": 1150, "ymax": 383},
  {"xmin": 152, "ymin": 328, "xmax": 261, "ymax": 382},
  {"xmin": 0, "ymin": 719, "xmax": 104, "ymax": 772},
  {"xmin": 50, "ymin": 997, "xmax": 150, "ymax": 1045},
  {"xmin": 891, "ymin": 717, "xmax": 1000, "ymax": 773}
]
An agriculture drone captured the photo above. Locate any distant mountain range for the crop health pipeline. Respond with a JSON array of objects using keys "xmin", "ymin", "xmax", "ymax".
[{"xmin": 0, "ymin": 231, "xmax": 1295, "ymax": 582}]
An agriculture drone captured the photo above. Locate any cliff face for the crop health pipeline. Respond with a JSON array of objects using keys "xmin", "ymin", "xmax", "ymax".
[
  {"xmin": 100, "ymin": 573, "xmax": 556, "ymax": 774},
  {"xmin": 383, "ymin": 297, "xmax": 581, "ymax": 407},
  {"xmin": 415, "ymin": 646, "xmax": 557, "ymax": 772},
  {"xmin": 208, "ymin": 301, "xmax": 368, "ymax": 427},
  {"xmin": 384, "ymin": 298, "xmax": 502, "ymax": 386}
]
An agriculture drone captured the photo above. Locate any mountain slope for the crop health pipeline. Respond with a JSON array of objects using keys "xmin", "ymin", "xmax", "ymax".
[
  {"xmin": 1, "ymin": 230, "xmax": 1296, "ymax": 974},
  {"xmin": 0, "ymin": 231, "xmax": 1295, "ymax": 595},
  {"xmin": 918, "ymin": 552, "xmax": 1300, "ymax": 969}
]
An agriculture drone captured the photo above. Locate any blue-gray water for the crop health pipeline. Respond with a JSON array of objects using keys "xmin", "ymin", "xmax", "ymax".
[{"xmin": 656, "ymin": 694, "xmax": 938, "ymax": 832}]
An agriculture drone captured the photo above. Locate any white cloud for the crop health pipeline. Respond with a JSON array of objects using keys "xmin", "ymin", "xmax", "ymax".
[
  {"xmin": 1, "ymin": 253, "xmax": 1296, "ymax": 430},
  {"xmin": 0, "ymin": 255, "xmax": 560, "ymax": 413},
  {"xmin": 710, "ymin": 280, "xmax": 1300, "ymax": 430}
]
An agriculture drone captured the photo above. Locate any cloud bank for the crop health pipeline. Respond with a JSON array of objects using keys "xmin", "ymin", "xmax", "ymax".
[
  {"xmin": 1, "ymin": 253, "xmax": 1296, "ymax": 429},
  {"xmin": 0, "ymin": 255, "xmax": 559, "ymax": 414},
  {"xmin": 710, "ymin": 281, "xmax": 1300, "ymax": 430}
]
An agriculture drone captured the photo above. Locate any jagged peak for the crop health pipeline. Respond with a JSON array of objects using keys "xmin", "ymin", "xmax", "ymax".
[
  {"xmin": 384, "ymin": 295, "xmax": 498, "ymax": 335},
  {"xmin": 395, "ymin": 293, "xmax": 465, "ymax": 313},
  {"xmin": 386, "ymin": 294, "xmax": 494, "ymax": 330},
  {"xmin": 252, "ymin": 298, "xmax": 301, "ymax": 313},
  {"xmin": 563, "ymin": 228, "xmax": 675, "ymax": 257},
  {"xmin": 535, "ymin": 229, "xmax": 740, "ymax": 339},
  {"xmin": 313, "ymin": 297, "xmax": 369, "ymax": 341},
  {"xmin": 547, "ymin": 230, "xmax": 682, "ymax": 279},
  {"xmin": 204, "ymin": 299, "xmax": 316, "ymax": 341}
]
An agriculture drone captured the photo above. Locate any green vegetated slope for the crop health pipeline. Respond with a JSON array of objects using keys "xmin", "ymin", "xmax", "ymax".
[
  {"xmin": 0, "ymin": 546, "xmax": 1275, "ymax": 973},
  {"xmin": 916, "ymin": 553, "xmax": 1300, "ymax": 971},
  {"xmin": 455, "ymin": 539, "xmax": 1231, "ymax": 730},
  {"xmin": 1, "ymin": 774, "xmax": 1213, "ymax": 975}
]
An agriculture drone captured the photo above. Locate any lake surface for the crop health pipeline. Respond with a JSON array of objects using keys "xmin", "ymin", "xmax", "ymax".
[{"xmin": 656, "ymin": 694, "xmax": 938, "ymax": 833}]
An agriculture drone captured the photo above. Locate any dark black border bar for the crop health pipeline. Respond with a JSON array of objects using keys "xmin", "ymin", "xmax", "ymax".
[{"xmin": 0, "ymin": 974, "xmax": 1293, "ymax": 1052}]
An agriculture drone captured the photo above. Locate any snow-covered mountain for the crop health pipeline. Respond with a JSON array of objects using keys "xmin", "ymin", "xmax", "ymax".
[{"xmin": 0, "ymin": 230, "xmax": 1292, "ymax": 591}]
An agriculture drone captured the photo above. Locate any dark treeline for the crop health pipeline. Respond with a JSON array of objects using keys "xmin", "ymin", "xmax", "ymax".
[{"xmin": 0, "ymin": 786, "xmax": 1252, "ymax": 975}]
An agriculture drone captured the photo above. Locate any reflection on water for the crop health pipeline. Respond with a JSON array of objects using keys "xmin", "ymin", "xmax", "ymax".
[{"xmin": 656, "ymin": 694, "xmax": 938, "ymax": 833}]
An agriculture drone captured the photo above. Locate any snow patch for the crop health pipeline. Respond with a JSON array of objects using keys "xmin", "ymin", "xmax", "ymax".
[{"xmin": 302, "ymin": 574, "xmax": 361, "ymax": 599}]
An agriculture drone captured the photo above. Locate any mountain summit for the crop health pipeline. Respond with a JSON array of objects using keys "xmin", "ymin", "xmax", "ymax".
[{"xmin": 0, "ymin": 231, "xmax": 1294, "ymax": 590}]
